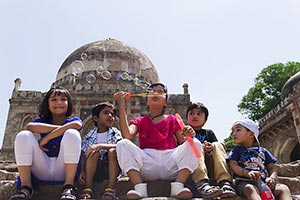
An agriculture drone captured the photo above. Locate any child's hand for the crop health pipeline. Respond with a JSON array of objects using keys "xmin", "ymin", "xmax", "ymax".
[
  {"xmin": 248, "ymin": 170, "xmax": 261, "ymax": 180},
  {"xmin": 85, "ymin": 145, "xmax": 99, "ymax": 158},
  {"xmin": 113, "ymin": 92, "xmax": 128, "ymax": 107},
  {"xmin": 203, "ymin": 141, "xmax": 213, "ymax": 155},
  {"xmin": 182, "ymin": 125, "xmax": 195, "ymax": 138},
  {"xmin": 78, "ymin": 172, "xmax": 86, "ymax": 185},
  {"xmin": 266, "ymin": 177, "xmax": 276, "ymax": 189},
  {"xmin": 38, "ymin": 138, "xmax": 49, "ymax": 152}
]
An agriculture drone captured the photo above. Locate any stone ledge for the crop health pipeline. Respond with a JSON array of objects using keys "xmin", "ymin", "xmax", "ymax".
[{"xmin": 1, "ymin": 166, "xmax": 300, "ymax": 200}]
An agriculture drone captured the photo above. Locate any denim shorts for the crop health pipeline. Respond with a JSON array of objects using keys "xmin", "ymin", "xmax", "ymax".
[
  {"xmin": 234, "ymin": 179, "xmax": 259, "ymax": 196},
  {"xmin": 234, "ymin": 179, "xmax": 275, "ymax": 197}
]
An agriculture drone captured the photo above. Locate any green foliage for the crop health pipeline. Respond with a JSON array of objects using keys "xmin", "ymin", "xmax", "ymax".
[
  {"xmin": 238, "ymin": 61, "xmax": 300, "ymax": 121},
  {"xmin": 224, "ymin": 134, "xmax": 237, "ymax": 149}
]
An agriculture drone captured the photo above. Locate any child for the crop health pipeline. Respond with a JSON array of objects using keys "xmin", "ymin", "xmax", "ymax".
[
  {"xmin": 9, "ymin": 86, "xmax": 83, "ymax": 200},
  {"xmin": 114, "ymin": 82, "xmax": 202, "ymax": 199},
  {"xmin": 228, "ymin": 119, "xmax": 292, "ymax": 200},
  {"xmin": 186, "ymin": 102, "xmax": 236, "ymax": 198},
  {"xmin": 78, "ymin": 102, "xmax": 122, "ymax": 200}
]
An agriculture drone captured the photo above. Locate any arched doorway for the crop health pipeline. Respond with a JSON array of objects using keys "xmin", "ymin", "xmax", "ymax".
[{"xmin": 290, "ymin": 143, "xmax": 300, "ymax": 162}]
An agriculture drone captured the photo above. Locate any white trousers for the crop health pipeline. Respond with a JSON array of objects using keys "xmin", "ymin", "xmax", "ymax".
[
  {"xmin": 116, "ymin": 138, "xmax": 202, "ymax": 181},
  {"xmin": 14, "ymin": 129, "xmax": 81, "ymax": 181}
]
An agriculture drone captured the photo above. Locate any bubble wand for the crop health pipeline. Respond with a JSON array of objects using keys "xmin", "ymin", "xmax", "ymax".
[
  {"xmin": 175, "ymin": 113, "xmax": 201, "ymax": 158},
  {"xmin": 113, "ymin": 93, "xmax": 166, "ymax": 99}
]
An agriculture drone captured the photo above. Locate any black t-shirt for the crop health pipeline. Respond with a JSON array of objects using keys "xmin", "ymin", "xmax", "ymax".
[{"xmin": 195, "ymin": 129, "xmax": 218, "ymax": 143}]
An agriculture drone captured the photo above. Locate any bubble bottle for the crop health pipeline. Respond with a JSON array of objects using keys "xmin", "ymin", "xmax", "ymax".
[{"xmin": 257, "ymin": 179, "xmax": 275, "ymax": 200}]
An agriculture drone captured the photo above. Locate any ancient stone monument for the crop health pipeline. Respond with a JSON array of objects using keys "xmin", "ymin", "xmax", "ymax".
[
  {"xmin": 1, "ymin": 38, "xmax": 191, "ymax": 161},
  {"xmin": 0, "ymin": 39, "xmax": 299, "ymax": 199},
  {"xmin": 259, "ymin": 71, "xmax": 300, "ymax": 163}
]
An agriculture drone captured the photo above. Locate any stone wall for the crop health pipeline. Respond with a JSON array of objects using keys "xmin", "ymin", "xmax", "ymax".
[
  {"xmin": 1, "ymin": 77, "xmax": 191, "ymax": 161},
  {"xmin": 259, "ymin": 82, "xmax": 300, "ymax": 163}
]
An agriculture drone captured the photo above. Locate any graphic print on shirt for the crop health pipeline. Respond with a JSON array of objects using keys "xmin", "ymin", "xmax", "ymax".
[{"xmin": 239, "ymin": 147, "xmax": 267, "ymax": 179}]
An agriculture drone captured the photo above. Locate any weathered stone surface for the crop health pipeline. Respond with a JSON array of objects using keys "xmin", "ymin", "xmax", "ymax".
[
  {"xmin": 276, "ymin": 160, "xmax": 300, "ymax": 177},
  {"xmin": 0, "ymin": 170, "xmax": 18, "ymax": 200},
  {"xmin": 0, "ymin": 180, "xmax": 16, "ymax": 200},
  {"xmin": 0, "ymin": 170, "xmax": 18, "ymax": 180},
  {"xmin": 277, "ymin": 176, "xmax": 300, "ymax": 195},
  {"xmin": 0, "ymin": 160, "xmax": 17, "ymax": 172},
  {"xmin": 1, "ymin": 162, "xmax": 300, "ymax": 200}
]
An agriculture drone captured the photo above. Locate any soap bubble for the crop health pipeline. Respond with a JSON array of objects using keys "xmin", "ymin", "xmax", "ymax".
[
  {"xmin": 133, "ymin": 77, "xmax": 141, "ymax": 86},
  {"xmin": 81, "ymin": 53, "xmax": 88, "ymax": 60},
  {"xmin": 86, "ymin": 73, "xmax": 96, "ymax": 84},
  {"xmin": 101, "ymin": 71, "xmax": 112, "ymax": 80},
  {"xmin": 96, "ymin": 65, "xmax": 104, "ymax": 73},
  {"xmin": 71, "ymin": 60, "xmax": 84, "ymax": 77},
  {"xmin": 121, "ymin": 72, "xmax": 130, "ymax": 80},
  {"xmin": 127, "ymin": 75, "xmax": 133, "ymax": 81},
  {"xmin": 141, "ymin": 81, "xmax": 151, "ymax": 89}
]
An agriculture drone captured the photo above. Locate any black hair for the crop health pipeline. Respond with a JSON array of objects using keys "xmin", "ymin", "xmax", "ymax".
[
  {"xmin": 92, "ymin": 102, "xmax": 116, "ymax": 127},
  {"xmin": 146, "ymin": 82, "xmax": 168, "ymax": 114},
  {"xmin": 147, "ymin": 82, "xmax": 168, "ymax": 99},
  {"xmin": 38, "ymin": 86, "xmax": 73, "ymax": 120},
  {"xmin": 186, "ymin": 102, "xmax": 209, "ymax": 121}
]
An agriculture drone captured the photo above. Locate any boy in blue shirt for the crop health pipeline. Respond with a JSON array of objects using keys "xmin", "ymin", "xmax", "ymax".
[{"xmin": 228, "ymin": 119, "xmax": 292, "ymax": 199}]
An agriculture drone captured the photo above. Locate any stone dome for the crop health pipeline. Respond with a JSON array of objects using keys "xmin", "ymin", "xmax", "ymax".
[
  {"xmin": 281, "ymin": 71, "xmax": 300, "ymax": 99},
  {"xmin": 55, "ymin": 38, "xmax": 159, "ymax": 85}
]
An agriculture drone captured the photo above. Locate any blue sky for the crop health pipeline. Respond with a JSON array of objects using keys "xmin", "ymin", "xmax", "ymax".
[{"xmin": 1, "ymin": 0, "xmax": 300, "ymax": 147}]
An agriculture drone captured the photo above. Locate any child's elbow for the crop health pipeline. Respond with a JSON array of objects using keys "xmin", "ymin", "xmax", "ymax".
[
  {"xmin": 24, "ymin": 123, "xmax": 33, "ymax": 130},
  {"xmin": 74, "ymin": 121, "xmax": 83, "ymax": 130}
]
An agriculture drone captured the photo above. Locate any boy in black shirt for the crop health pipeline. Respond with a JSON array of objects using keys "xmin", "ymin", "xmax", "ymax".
[{"xmin": 187, "ymin": 102, "xmax": 236, "ymax": 198}]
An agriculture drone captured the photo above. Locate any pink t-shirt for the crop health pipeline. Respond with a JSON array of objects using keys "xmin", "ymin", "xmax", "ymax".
[{"xmin": 129, "ymin": 115, "xmax": 182, "ymax": 150}]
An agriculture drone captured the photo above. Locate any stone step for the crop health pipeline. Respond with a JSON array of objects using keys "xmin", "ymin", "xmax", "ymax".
[
  {"xmin": 4, "ymin": 177, "xmax": 300, "ymax": 200},
  {"xmin": 17, "ymin": 178, "xmax": 242, "ymax": 200}
]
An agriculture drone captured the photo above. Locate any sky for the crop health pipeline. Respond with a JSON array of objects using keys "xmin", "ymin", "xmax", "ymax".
[{"xmin": 1, "ymin": 0, "xmax": 300, "ymax": 148}]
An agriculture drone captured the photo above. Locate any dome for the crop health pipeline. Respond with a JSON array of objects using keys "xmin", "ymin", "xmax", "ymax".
[
  {"xmin": 55, "ymin": 38, "xmax": 159, "ymax": 84},
  {"xmin": 281, "ymin": 71, "xmax": 300, "ymax": 99}
]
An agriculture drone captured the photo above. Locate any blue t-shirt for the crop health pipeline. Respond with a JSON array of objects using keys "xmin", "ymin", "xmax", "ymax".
[
  {"xmin": 15, "ymin": 116, "xmax": 83, "ymax": 187},
  {"xmin": 227, "ymin": 146, "xmax": 277, "ymax": 181},
  {"xmin": 33, "ymin": 116, "xmax": 83, "ymax": 157}
]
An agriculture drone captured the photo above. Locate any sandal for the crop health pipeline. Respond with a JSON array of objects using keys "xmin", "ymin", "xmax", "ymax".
[
  {"xmin": 101, "ymin": 188, "xmax": 119, "ymax": 200},
  {"xmin": 196, "ymin": 181, "xmax": 223, "ymax": 199},
  {"xmin": 220, "ymin": 181, "xmax": 237, "ymax": 198},
  {"xmin": 9, "ymin": 185, "xmax": 34, "ymax": 200},
  {"xmin": 79, "ymin": 188, "xmax": 95, "ymax": 200},
  {"xmin": 60, "ymin": 184, "xmax": 78, "ymax": 200}
]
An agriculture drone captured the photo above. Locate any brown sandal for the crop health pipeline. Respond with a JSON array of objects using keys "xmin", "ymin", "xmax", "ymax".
[
  {"xmin": 220, "ymin": 181, "xmax": 237, "ymax": 198},
  {"xmin": 9, "ymin": 185, "xmax": 34, "ymax": 200},
  {"xmin": 79, "ymin": 188, "xmax": 95, "ymax": 200},
  {"xmin": 196, "ymin": 181, "xmax": 223, "ymax": 198},
  {"xmin": 101, "ymin": 188, "xmax": 118, "ymax": 200}
]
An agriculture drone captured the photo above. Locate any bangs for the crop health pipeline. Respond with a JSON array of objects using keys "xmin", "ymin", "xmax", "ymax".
[{"xmin": 51, "ymin": 89, "xmax": 68, "ymax": 97}]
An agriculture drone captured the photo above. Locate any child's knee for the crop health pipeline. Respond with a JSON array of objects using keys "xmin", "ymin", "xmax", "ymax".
[
  {"xmin": 63, "ymin": 129, "xmax": 81, "ymax": 143},
  {"xmin": 15, "ymin": 130, "xmax": 35, "ymax": 145},
  {"xmin": 107, "ymin": 148, "xmax": 117, "ymax": 157}
]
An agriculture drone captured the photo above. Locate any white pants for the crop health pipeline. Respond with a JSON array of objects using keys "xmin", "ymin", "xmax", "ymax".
[
  {"xmin": 14, "ymin": 129, "xmax": 81, "ymax": 181},
  {"xmin": 116, "ymin": 138, "xmax": 202, "ymax": 181}
]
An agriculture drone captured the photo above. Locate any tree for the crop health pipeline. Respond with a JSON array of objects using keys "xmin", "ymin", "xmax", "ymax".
[{"xmin": 238, "ymin": 61, "xmax": 300, "ymax": 121}]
